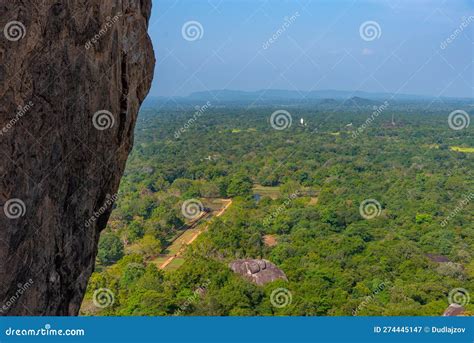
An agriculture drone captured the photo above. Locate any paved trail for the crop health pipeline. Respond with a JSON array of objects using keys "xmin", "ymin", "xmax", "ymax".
[{"xmin": 159, "ymin": 199, "xmax": 232, "ymax": 270}]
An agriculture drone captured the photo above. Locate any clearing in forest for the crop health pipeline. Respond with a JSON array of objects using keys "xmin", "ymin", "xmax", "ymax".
[
  {"xmin": 156, "ymin": 199, "xmax": 232, "ymax": 271},
  {"xmin": 253, "ymin": 185, "xmax": 281, "ymax": 199},
  {"xmin": 450, "ymin": 146, "xmax": 474, "ymax": 153}
]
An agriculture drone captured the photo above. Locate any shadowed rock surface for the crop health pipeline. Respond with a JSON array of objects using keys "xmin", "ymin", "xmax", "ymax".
[
  {"xmin": 229, "ymin": 259, "xmax": 288, "ymax": 286},
  {"xmin": 442, "ymin": 304, "xmax": 465, "ymax": 316},
  {"xmin": 426, "ymin": 254, "xmax": 450, "ymax": 263},
  {"xmin": 0, "ymin": 0, "xmax": 154, "ymax": 315}
]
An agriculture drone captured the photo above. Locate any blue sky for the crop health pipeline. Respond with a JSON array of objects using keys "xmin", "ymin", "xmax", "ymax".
[{"xmin": 147, "ymin": 0, "xmax": 473, "ymax": 98}]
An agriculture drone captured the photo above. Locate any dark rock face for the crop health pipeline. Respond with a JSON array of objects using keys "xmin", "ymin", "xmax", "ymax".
[
  {"xmin": 229, "ymin": 259, "xmax": 288, "ymax": 286},
  {"xmin": 0, "ymin": 1, "xmax": 154, "ymax": 315},
  {"xmin": 442, "ymin": 304, "xmax": 465, "ymax": 316}
]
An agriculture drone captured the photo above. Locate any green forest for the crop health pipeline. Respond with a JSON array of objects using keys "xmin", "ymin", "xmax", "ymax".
[{"xmin": 81, "ymin": 100, "xmax": 473, "ymax": 316}]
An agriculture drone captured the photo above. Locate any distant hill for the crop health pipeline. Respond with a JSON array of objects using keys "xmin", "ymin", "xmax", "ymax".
[
  {"xmin": 319, "ymin": 98, "xmax": 338, "ymax": 105},
  {"xmin": 186, "ymin": 89, "xmax": 425, "ymax": 102},
  {"xmin": 344, "ymin": 96, "xmax": 380, "ymax": 107},
  {"xmin": 142, "ymin": 89, "xmax": 471, "ymax": 108}
]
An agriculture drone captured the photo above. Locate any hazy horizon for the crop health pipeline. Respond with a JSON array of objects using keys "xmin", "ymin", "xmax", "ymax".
[
  {"xmin": 147, "ymin": 0, "xmax": 473, "ymax": 99},
  {"xmin": 145, "ymin": 87, "xmax": 473, "ymax": 100}
]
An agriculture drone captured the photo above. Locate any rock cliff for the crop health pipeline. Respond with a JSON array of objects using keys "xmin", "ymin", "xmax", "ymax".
[{"xmin": 0, "ymin": 0, "xmax": 155, "ymax": 315}]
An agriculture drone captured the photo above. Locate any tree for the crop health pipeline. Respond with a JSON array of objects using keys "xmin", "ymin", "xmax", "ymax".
[
  {"xmin": 120, "ymin": 263, "xmax": 146, "ymax": 287},
  {"xmin": 227, "ymin": 174, "xmax": 253, "ymax": 197},
  {"xmin": 97, "ymin": 233, "xmax": 124, "ymax": 265},
  {"xmin": 137, "ymin": 235, "xmax": 162, "ymax": 259},
  {"xmin": 128, "ymin": 219, "xmax": 145, "ymax": 242}
]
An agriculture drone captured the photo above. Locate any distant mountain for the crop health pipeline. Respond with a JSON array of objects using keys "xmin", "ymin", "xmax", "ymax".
[
  {"xmin": 142, "ymin": 89, "xmax": 470, "ymax": 108},
  {"xmin": 319, "ymin": 98, "xmax": 338, "ymax": 105},
  {"xmin": 188, "ymin": 89, "xmax": 305, "ymax": 101},
  {"xmin": 344, "ymin": 96, "xmax": 380, "ymax": 107},
  {"xmin": 186, "ymin": 89, "xmax": 437, "ymax": 102}
]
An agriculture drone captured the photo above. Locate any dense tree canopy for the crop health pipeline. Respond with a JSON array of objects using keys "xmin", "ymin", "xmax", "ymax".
[{"xmin": 85, "ymin": 101, "xmax": 473, "ymax": 316}]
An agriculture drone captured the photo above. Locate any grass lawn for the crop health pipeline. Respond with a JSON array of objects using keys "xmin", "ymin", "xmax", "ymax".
[
  {"xmin": 134, "ymin": 198, "xmax": 231, "ymax": 271},
  {"xmin": 451, "ymin": 146, "xmax": 474, "ymax": 153},
  {"xmin": 253, "ymin": 185, "xmax": 281, "ymax": 199},
  {"xmin": 203, "ymin": 198, "xmax": 230, "ymax": 211},
  {"xmin": 165, "ymin": 227, "xmax": 201, "ymax": 255},
  {"xmin": 165, "ymin": 258, "xmax": 185, "ymax": 271},
  {"xmin": 151, "ymin": 257, "xmax": 169, "ymax": 268}
]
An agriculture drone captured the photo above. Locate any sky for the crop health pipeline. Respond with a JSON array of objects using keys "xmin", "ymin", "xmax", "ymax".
[{"xmin": 147, "ymin": 0, "xmax": 474, "ymax": 98}]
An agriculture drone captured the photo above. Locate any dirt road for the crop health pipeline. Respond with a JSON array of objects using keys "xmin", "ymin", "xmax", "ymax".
[{"xmin": 159, "ymin": 199, "xmax": 232, "ymax": 270}]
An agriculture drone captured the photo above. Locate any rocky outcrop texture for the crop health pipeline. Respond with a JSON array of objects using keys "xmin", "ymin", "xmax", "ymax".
[
  {"xmin": 230, "ymin": 259, "xmax": 288, "ymax": 286},
  {"xmin": 0, "ymin": 1, "xmax": 154, "ymax": 315}
]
